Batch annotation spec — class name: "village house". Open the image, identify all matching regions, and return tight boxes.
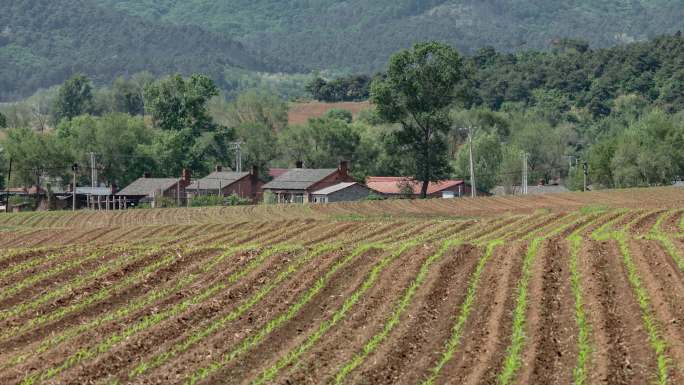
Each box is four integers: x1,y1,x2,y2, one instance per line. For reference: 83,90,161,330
366,177,483,198
116,169,192,206
311,182,376,203
262,161,355,203
187,166,263,202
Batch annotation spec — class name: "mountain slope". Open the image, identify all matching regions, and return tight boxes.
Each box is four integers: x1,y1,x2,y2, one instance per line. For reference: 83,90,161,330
0,0,283,101
94,0,684,72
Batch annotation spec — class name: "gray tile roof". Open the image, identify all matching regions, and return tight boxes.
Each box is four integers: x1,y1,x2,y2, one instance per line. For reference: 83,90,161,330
312,182,361,195
187,171,250,191
116,178,179,197
75,187,113,196
263,169,337,191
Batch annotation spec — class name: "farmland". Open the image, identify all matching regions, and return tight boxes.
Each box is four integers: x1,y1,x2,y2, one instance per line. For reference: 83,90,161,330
0,187,683,385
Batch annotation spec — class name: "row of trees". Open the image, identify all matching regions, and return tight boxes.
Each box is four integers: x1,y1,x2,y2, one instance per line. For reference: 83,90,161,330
2,38,684,199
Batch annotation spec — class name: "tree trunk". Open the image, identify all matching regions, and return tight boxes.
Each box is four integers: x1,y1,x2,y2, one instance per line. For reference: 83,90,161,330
420,179,429,199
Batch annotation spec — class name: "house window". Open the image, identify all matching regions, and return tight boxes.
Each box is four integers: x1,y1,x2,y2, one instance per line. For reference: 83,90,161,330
442,191,455,199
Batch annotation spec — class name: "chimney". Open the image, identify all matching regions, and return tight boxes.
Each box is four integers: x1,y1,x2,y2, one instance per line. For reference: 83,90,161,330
338,160,349,178
181,168,191,188
143,172,151,179
111,184,118,195
250,165,259,176
215,165,223,172
295,160,303,169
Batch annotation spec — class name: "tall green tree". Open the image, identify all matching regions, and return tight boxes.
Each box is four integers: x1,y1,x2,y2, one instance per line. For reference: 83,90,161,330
371,41,464,197
1,128,73,186
54,74,94,122
56,113,153,187
0,112,6,128
238,122,278,178
144,74,219,134
225,89,288,131
112,76,145,116
453,132,502,193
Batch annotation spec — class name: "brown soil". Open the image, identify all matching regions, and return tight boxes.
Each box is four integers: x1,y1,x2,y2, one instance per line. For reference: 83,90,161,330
340,244,482,385
0,247,272,384
274,243,456,384
433,241,526,385
580,239,657,385
184,247,406,385
521,237,578,384
629,239,684,383
55,247,312,385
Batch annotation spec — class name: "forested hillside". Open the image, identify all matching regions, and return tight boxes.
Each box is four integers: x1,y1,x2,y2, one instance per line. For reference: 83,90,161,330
96,0,684,71
0,0,287,101
3,0,682,101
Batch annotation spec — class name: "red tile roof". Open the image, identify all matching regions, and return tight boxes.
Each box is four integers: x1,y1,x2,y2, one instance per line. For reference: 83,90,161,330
366,177,465,195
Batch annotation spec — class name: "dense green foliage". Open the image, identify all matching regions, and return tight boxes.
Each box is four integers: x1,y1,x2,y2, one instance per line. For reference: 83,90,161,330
0,0,280,101
306,75,371,102
95,0,683,73
4,0,683,101
372,42,464,197
54,75,95,122
2,35,684,200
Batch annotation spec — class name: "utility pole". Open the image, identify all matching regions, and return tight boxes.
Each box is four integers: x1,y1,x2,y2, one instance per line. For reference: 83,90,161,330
71,163,79,211
522,152,529,195
90,152,96,210
4,158,11,213
90,152,97,189
467,126,476,198
230,142,243,173
582,161,589,192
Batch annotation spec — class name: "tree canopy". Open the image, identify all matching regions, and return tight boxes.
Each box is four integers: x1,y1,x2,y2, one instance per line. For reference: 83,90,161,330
371,41,464,197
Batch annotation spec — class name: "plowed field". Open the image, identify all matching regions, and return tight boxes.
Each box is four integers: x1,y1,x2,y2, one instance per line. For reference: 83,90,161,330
1,188,683,385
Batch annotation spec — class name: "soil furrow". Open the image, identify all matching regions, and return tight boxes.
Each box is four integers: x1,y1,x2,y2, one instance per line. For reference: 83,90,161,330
629,239,684,383
581,239,657,385
178,246,389,385
340,243,481,385
440,242,527,385
521,237,578,384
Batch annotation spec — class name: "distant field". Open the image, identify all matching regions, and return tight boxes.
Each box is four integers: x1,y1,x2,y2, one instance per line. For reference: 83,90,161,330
288,101,371,125
0,187,683,384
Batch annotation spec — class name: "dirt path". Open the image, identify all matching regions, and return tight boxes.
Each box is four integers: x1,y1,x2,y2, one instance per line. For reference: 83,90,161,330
580,239,657,385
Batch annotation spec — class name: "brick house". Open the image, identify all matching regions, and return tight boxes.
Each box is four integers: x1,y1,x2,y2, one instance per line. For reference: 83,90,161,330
366,177,484,198
262,161,355,203
116,169,192,206
187,166,263,202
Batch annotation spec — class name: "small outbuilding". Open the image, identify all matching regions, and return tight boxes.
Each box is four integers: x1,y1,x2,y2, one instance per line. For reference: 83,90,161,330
311,182,375,203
